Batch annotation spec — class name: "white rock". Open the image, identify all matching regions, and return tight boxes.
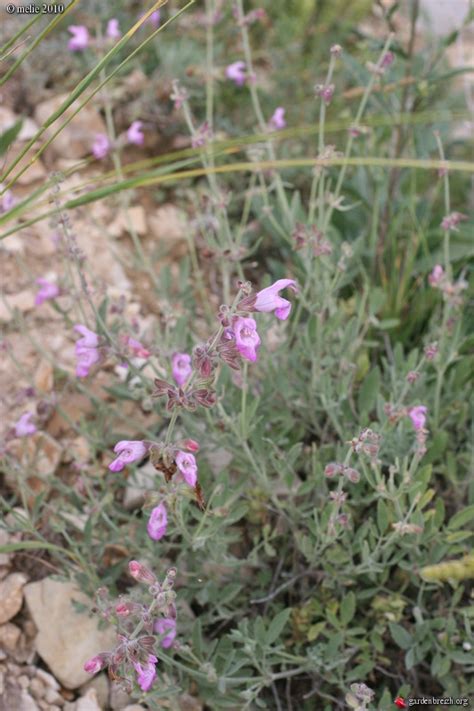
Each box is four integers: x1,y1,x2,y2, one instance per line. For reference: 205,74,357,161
123,461,157,510
34,94,107,160
24,578,116,689
75,688,101,711
0,572,28,623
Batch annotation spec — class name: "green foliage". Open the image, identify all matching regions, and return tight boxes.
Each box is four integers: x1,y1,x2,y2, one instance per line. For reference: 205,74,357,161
0,0,472,709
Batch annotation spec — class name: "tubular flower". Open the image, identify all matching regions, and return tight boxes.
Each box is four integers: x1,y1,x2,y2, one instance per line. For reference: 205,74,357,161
254,279,298,321
154,617,177,648
67,25,89,51
92,134,110,159
106,18,121,40
408,406,427,431
269,107,286,130
147,503,168,541
74,325,100,378
35,278,59,306
171,352,192,387
109,440,147,472
226,61,246,86
428,264,444,287
83,654,107,674
14,412,37,438
233,317,261,362
175,451,198,487
133,654,158,692
127,120,144,146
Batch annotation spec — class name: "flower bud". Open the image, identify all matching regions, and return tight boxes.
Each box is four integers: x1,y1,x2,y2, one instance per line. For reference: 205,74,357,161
128,560,156,584
182,438,200,453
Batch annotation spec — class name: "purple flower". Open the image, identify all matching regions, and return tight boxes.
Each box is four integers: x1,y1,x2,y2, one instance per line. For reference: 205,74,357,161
233,317,261,362
428,264,444,287
127,120,144,146
109,440,147,472
106,18,121,40
74,324,100,378
147,503,168,541
315,83,334,105
67,25,89,51
84,655,106,674
409,406,427,431
381,51,395,68
175,451,198,487
35,278,59,306
133,654,158,692
92,134,110,159
172,352,192,387
146,10,161,28
226,61,246,86
154,617,176,648
0,186,15,213
14,412,36,438
74,325,99,349
269,107,286,131
254,278,298,320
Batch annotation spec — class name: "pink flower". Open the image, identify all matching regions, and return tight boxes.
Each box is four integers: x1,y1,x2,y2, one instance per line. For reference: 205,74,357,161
409,406,427,431
226,61,246,86
84,655,106,674
14,412,36,438
147,503,168,541
133,654,158,692
106,18,121,40
172,352,192,387
67,25,89,51
269,107,286,131
128,560,156,583
74,325,100,378
381,51,395,68
154,617,176,648
127,120,144,146
254,279,298,320
315,83,335,105
441,212,467,231
182,438,200,453
92,134,110,159
146,10,161,28
429,264,444,287
74,324,99,348
126,336,150,358
75,347,100,377
0,186,15,213
175,451,198,487
35,278,59,306
109,440,147,472
233,317,261,362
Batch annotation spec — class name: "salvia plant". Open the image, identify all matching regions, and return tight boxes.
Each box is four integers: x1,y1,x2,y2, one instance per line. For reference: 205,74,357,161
0,0,472,709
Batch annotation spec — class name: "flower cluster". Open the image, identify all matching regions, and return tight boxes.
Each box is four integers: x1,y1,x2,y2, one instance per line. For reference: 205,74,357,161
428,264,467,308
324,462,360,483
84,563,177,693
349,428,381,461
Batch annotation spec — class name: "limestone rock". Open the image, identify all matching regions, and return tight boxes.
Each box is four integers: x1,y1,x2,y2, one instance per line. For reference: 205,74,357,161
24,578,116,689
34,94,107,160
0,290,35,322
75,688,101,711
0,573,27,624
123,461,157,510
0,622,21,650
148,204,187,256
79,673,109,709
